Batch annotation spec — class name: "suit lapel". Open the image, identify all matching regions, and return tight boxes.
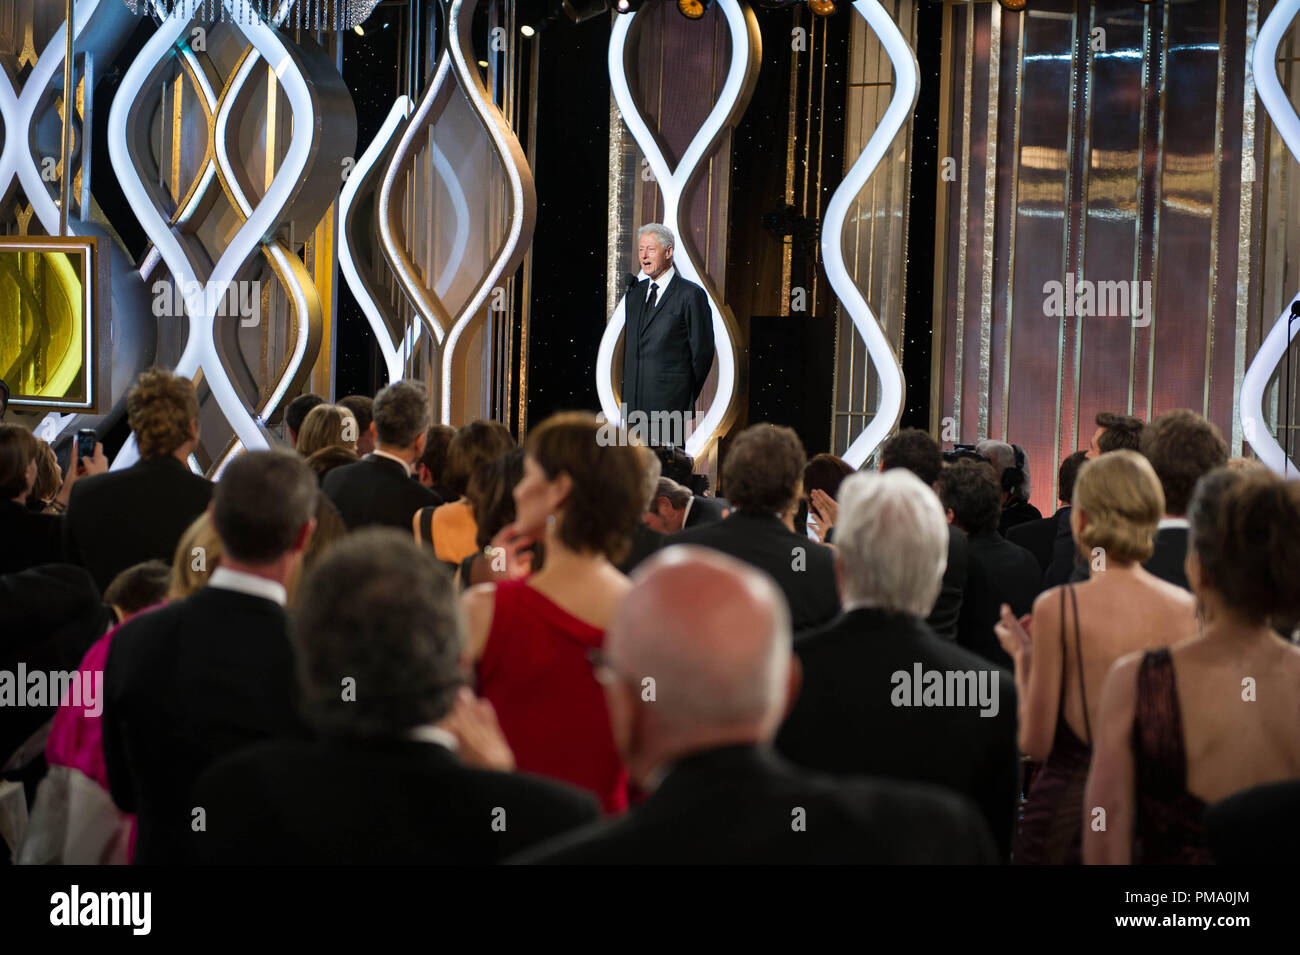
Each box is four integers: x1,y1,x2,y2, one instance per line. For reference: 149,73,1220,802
628,279,648,341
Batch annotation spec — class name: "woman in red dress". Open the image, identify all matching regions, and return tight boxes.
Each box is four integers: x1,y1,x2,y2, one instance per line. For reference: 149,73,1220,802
461,413,649,813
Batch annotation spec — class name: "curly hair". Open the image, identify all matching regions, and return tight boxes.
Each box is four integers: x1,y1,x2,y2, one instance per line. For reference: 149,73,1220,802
1140,409,1227,516
937,459,1001,535
527,412,646,562
722,423,806,514
1071,450,1164,564
127,369,199,459
881,428,943,486
1096,412,1145,454
1189,468,1300,623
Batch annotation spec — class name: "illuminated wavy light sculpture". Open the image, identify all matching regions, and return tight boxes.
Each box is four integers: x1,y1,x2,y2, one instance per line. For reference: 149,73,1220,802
597,0,758,459
1245,0,1300,477
378,0,536,423
109,0,342,471
821,0,915,469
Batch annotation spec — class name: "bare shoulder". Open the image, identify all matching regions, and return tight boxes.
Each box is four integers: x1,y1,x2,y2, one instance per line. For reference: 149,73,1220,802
1103,650,1146,694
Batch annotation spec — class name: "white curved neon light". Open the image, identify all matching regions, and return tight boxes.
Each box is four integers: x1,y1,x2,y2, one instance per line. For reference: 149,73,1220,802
109,0,316,462
1246,0,1300,476
599,0,754,459
821,0,915,469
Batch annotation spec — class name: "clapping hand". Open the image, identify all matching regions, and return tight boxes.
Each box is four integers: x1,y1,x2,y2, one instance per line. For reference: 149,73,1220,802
439,687,515,771
486,522,535,581
994,603,1033,668
809,488,838,540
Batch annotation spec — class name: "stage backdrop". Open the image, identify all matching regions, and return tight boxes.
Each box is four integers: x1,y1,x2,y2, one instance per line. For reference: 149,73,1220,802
932,0,1297,513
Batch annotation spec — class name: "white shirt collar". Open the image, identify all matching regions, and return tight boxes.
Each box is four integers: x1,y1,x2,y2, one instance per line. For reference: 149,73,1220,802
680,494,694,528
208,566,288,607
370,448,413,476
1158,516,1190,530
408,725,459,752
645,267,675,298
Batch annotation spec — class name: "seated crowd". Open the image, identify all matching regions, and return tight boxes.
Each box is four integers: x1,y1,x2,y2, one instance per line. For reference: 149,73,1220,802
1,373,1298,865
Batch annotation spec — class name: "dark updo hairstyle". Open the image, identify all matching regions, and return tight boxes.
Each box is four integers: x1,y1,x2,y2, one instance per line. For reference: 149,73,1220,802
527,412,645,563
443,420,515,499
1188,467,1300,624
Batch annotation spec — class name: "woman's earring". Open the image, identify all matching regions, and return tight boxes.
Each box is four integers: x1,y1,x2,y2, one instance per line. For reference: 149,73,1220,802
545,513,557,530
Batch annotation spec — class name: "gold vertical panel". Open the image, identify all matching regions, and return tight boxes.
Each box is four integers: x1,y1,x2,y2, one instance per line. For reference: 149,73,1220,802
1203,0,1228,418
1002,13,1025,439
1072,0,1095,456
1233,0,1259,456
979,5,1000,439
1050,2,1080,511
954,5,974,438
1128,2,1152,415
930,0,955,436
1146,0,1171,422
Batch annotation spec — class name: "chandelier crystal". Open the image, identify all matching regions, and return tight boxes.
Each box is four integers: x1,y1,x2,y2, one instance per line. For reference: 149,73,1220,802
121,0,382,31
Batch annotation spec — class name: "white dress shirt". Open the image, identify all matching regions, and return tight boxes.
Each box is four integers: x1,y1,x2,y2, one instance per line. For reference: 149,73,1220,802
644,267,676,306
408,725,459,752
208,566,288,607
1157,516,1190,530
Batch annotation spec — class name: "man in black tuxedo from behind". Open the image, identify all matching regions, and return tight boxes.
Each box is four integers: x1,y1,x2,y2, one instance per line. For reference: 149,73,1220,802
322,380,441,531
64,369,213,592
193,529,598,864
669,423,839,634
775,469,1018,860
1008,449,1088,592
102,450,317,864
1138,409,1227,591
620,224,715,432
942,460,1039,669
516,547,994,864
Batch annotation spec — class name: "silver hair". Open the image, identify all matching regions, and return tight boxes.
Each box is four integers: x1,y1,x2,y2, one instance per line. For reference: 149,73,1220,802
653,476,692,511
976,438,1032,499
637,223,675,251
835,470,949,617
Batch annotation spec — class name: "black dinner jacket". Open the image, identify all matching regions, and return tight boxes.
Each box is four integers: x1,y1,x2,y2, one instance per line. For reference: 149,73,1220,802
956,529,1041,669
926,524,967,640
1143,525,1189,591
775,608,1018,861
192,736,600,865
621,273,715,418
64,456,213,592
513,744,995,864
0,500,63,575
102,586,308,865
684,494,729,528
322,453,441,532
618,522,665,575
1007,511,1058,575
0,564,111,763
668,511,840,634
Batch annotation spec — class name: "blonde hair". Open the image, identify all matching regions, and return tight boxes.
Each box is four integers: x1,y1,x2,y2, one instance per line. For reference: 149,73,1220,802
1072,449,1164,564
170,511,222,599
296,403,358,457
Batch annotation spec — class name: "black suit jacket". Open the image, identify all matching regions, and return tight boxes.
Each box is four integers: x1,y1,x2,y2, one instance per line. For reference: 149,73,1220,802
668,511,840,634
1144,525,1189,590
514,744,995,864
64,456,213,592
322,453,441,532
621,273,715,418
0,500,63,575
192,737,599,865
617,523,664,575
684,494,729,528
927,524,967,640
956,529,1041,669
1007,512,1057,575
102,586,307,864
0,564,111,763
776,608,1018,861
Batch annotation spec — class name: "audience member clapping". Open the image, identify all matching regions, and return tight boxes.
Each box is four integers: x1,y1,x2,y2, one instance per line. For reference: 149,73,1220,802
997,450,1196,864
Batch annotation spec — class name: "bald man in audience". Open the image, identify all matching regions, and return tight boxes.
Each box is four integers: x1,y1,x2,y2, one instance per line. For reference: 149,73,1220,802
516,547,995,864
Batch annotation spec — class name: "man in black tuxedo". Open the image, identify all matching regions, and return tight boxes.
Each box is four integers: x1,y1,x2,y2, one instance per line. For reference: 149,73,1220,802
941,460,1039,669
669,423,839,634
775,469,1018,860
516,548,994,864
880,428,967,639
620,224,715,430
1008,449,1088,592
193,530,598,864
1138,409,1226,591
64,369,213,591
102,450,318,864
643,476,728,535
322,380,441,531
